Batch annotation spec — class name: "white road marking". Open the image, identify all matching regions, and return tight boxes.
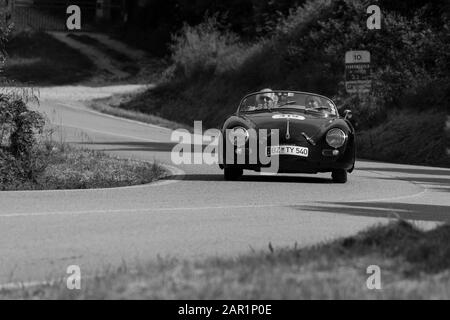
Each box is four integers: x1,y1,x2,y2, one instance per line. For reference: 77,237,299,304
57,101,173,132
59,124,159,142
0,204,285,218
347,184,428,203
0,191,437,219
356,168,429,202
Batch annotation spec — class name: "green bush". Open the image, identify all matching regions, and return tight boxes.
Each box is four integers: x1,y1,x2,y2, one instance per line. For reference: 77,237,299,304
170,15,259,78
0,94,46,187
274,0,449,117
0,149,23,186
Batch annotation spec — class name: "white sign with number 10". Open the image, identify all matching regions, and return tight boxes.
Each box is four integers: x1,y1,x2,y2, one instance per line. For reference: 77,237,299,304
345,50,371,93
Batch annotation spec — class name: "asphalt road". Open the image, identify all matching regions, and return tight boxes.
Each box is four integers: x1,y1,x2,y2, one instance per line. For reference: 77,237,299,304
0,86,449,285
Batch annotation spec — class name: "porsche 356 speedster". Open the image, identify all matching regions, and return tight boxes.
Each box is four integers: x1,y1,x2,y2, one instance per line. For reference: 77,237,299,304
219,89,356,183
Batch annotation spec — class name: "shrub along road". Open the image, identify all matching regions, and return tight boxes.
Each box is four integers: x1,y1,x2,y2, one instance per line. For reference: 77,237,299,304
0,85,448,286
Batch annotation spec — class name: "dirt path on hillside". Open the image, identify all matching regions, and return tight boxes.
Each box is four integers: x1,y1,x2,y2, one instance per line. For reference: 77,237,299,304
35,84,150,101
49,32,131,80
79,32,167,83
48,32,165,84
78,33,148,60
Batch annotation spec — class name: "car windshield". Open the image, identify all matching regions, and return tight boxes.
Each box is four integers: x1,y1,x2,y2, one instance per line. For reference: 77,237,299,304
239,91,338,118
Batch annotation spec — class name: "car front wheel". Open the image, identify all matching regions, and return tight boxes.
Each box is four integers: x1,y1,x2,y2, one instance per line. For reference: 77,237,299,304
224,167,243,181
332,169,347,183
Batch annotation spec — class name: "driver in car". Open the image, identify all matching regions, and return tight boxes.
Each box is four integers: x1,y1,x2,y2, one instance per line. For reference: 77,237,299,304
306,96,322,109
255,88,277,110
305,95,336,117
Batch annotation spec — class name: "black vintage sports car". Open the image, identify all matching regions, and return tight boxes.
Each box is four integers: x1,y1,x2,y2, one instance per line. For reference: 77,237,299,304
219,90,356,183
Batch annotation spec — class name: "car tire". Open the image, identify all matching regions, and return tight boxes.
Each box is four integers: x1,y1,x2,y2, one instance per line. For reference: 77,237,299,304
224,167,243,181
332,169,347,183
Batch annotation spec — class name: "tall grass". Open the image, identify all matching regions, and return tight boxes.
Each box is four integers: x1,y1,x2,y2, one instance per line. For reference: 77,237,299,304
357,111,448,167
170,16,261,79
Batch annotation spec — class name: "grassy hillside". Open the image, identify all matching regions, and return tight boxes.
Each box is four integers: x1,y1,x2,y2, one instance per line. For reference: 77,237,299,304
110,0,449,167
358,111,448,167
3,31,96,86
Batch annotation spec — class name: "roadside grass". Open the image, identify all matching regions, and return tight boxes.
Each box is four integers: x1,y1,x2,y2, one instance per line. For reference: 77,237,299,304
357,111,449,168
89,93,193,131
2,220,450,299
1,141,166,191
3,31,96,86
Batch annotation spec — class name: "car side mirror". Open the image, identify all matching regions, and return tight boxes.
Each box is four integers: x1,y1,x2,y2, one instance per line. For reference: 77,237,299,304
342,109,352,120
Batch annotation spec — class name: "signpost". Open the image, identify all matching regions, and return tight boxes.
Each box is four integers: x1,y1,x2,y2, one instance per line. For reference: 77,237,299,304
345,50,371,94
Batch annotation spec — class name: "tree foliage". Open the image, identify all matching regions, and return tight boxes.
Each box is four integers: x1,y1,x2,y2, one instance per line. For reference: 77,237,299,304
0,94,46,186
122,0,307,56
0,25,47,187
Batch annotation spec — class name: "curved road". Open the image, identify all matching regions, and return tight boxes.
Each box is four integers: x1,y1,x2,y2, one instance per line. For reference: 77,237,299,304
0,86,449,285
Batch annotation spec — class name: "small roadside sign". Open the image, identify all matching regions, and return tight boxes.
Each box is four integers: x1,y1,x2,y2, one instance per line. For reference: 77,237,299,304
345,50,371,93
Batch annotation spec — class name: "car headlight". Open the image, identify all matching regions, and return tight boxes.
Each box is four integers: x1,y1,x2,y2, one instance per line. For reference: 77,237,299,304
326,128,347,148
227,126,249,147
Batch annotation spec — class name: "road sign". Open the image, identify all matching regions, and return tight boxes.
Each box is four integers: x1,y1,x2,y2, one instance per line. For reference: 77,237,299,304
345,50,371,93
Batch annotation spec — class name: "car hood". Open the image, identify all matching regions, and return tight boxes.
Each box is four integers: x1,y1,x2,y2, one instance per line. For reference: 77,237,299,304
241,111,340,139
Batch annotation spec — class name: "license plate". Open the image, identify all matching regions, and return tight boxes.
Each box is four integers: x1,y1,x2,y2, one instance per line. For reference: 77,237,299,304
267,145,309,157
